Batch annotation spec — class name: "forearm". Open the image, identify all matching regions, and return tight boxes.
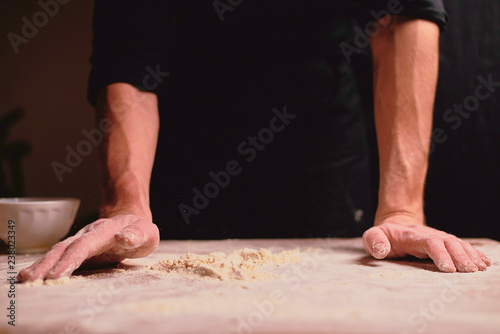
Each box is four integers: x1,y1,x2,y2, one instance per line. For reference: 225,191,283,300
370,16,439,225
96,83,159,221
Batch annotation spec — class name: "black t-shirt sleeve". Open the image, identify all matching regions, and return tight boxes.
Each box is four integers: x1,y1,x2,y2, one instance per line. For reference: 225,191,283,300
351,0,448,31
87,1,173,107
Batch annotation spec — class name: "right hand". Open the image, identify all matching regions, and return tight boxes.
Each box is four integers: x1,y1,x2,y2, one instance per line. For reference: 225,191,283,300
17,214,159,282
362,214,491,273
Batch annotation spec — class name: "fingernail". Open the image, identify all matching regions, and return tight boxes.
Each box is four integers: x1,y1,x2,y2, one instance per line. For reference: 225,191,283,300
47,266,73,280
46,269,58,279
116,228,145,248
372,243,388,258
116,231,135,246
16,271,27,282
437,261,455,273
462,261,478,272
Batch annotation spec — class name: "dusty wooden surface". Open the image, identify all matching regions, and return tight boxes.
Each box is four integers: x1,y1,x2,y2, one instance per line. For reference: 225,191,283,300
1,238,499,334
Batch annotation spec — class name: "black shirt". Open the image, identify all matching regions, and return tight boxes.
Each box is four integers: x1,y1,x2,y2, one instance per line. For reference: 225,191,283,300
87,1,448,239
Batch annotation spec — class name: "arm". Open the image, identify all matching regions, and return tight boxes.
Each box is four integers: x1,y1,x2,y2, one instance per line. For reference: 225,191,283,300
362,16,491,272
98,83,158,221
18,83,160,281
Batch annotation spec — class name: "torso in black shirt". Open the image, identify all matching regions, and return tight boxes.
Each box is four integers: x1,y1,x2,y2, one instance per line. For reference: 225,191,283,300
88,1,448,239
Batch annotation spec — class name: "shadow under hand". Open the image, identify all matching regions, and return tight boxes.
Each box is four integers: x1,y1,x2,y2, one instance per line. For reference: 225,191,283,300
73,261,144,278
356,255,442,272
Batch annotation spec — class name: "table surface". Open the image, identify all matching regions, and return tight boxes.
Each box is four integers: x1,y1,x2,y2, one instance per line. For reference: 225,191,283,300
1,238,499,334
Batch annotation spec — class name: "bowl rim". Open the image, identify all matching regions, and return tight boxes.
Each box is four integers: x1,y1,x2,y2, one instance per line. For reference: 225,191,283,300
0,197,80,204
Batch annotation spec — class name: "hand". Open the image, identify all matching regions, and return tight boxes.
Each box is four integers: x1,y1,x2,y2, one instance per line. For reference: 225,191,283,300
362,213,491,272
17,214,159,282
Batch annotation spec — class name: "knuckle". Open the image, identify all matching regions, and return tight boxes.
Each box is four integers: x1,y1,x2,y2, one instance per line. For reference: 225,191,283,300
442,236,457,245
402,230,416,240
424,237,443,250
424,236,438,246
460,239,474,249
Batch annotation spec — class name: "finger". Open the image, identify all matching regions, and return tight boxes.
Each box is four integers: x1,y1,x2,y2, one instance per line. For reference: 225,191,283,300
460,241,487,271
17,233,83,282
46,221,118,279
115,220,159,258
115,221,146,249
362,226,391,259
476,249,491,266
17,259,45,282
423,238,456,273
444,238,478,272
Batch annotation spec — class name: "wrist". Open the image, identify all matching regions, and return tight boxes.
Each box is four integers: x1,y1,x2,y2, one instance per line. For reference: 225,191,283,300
100,188,152,222
100,170,152,221
100,205,153,222
374,207,425,226
377,169,426,225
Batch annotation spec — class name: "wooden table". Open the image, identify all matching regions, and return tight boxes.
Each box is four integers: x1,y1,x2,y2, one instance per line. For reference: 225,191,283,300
1,238,499,334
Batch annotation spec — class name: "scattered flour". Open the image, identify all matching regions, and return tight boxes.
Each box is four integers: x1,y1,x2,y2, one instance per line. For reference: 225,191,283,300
22,276,73,286
151,248,303,281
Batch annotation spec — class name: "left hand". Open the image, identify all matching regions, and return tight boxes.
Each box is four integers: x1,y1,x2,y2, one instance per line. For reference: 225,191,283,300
17,214,159,282
362,213,491,272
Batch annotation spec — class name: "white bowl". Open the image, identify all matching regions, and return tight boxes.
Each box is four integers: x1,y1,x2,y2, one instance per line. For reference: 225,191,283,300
0,197,80,253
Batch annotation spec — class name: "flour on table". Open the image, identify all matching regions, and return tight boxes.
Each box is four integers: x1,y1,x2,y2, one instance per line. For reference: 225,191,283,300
151,248,303,281
22,276,74,286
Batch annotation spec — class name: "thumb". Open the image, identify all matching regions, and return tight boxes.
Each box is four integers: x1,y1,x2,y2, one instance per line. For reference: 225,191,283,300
362,226,391,259
115,224,146,249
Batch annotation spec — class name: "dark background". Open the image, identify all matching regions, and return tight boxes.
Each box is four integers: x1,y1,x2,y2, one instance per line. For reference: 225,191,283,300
427,2,500,240
1,0,499,240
